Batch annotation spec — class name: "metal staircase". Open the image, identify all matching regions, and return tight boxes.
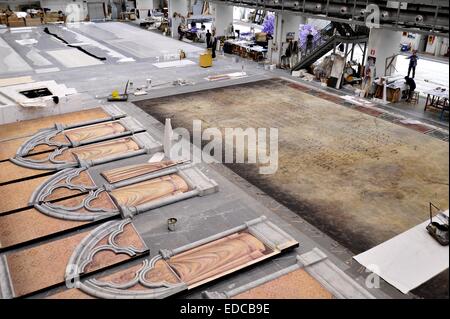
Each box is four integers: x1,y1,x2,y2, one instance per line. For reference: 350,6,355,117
291,23,369,72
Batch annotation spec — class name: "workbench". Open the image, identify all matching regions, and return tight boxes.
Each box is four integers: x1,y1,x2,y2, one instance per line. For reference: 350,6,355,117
424,88,449,119
224,39,267,61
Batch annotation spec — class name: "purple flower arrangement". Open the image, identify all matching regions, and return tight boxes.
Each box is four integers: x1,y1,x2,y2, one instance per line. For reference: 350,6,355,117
262,13,275,35
299,24,320,47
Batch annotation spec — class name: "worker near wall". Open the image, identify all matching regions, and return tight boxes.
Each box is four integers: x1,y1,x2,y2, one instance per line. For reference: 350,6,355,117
407,50,419,79
404,76,417,102
206,29,212,48
178,23,185,41
305,31,314,55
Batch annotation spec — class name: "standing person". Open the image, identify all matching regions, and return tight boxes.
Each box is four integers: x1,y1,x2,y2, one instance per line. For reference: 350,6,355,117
211,37,217,58
305,31,314,55
404,76,417,102
291,40,299,68
407,50,419,78
362,57,376,98
206,29,212,48
177,24,184,41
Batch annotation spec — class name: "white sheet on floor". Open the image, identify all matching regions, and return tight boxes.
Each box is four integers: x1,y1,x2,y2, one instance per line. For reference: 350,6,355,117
47,49,103,68
354,210,449,294
0,37,32,74
35,67,60,74
152,59,195,68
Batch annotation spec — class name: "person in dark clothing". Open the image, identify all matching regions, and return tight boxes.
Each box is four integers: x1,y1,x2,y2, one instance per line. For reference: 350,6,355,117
306,31,314,55
178,24,184,41
206,30,212,48
211,37,217,58
404,76,416,102
407,50,418,78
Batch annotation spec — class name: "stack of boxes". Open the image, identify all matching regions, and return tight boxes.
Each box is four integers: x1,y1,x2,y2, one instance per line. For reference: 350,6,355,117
0,13,7,26
7,14,26,27
43,11,62,24
0,7,65,28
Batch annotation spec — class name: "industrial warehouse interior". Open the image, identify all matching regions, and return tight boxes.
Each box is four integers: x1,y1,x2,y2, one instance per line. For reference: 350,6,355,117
0,0,448,308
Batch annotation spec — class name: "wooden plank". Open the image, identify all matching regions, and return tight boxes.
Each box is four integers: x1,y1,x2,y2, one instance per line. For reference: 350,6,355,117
0,160,52,185
0,107,109,142
232,269,333,299
2,121,129,161
0,191,117,249
0,76,34,87
0,137,141,185
0,137,31,162
7,231,87,298
110,174,189,207
168,231,275,288
64,121,127,145
6,221,147,297
0,176,48,215
0,208,86,249
71,137,140,162
0,169,96,215
102,160,182,184
0,135,66,161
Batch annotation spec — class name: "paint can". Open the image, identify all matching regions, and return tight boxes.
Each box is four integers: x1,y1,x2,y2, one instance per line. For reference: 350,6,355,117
168,218,177,231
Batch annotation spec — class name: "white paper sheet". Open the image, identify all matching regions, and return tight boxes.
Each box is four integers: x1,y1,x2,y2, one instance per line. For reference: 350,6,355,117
354,210,449,294
153,59,195,68
47,49,103,68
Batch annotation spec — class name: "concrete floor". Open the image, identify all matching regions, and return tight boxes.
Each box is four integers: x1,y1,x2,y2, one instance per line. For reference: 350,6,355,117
1,21,449,299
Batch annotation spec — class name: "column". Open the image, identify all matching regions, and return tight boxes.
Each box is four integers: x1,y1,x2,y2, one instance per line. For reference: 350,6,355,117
271,13,306,66
211,3,234,37
269,12,283,65
366,28,402,77
283,14,305,40
168,0,189,38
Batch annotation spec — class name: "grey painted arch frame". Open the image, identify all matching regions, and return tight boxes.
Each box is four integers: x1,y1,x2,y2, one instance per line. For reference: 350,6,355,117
68,216,298,299
10,132,163,171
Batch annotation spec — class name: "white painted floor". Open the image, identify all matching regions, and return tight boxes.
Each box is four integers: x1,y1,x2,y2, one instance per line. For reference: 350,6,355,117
395,55,449,93
0,37,32,75
69,22,204,59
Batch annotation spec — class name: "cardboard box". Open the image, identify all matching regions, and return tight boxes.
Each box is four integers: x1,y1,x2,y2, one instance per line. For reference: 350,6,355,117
25,17,41,26
7,16,26,27
0,14,7,25
44,12,62,24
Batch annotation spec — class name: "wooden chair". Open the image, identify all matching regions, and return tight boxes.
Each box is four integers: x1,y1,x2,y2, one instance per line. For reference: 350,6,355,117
409,91,420,105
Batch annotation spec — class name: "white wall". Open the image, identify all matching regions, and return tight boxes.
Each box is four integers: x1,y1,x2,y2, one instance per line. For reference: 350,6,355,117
400,33,422,52
426,36,449,57
137,0,154,9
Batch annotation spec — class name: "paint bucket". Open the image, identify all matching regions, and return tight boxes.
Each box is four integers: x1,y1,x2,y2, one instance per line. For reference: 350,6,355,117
168,218,177,231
